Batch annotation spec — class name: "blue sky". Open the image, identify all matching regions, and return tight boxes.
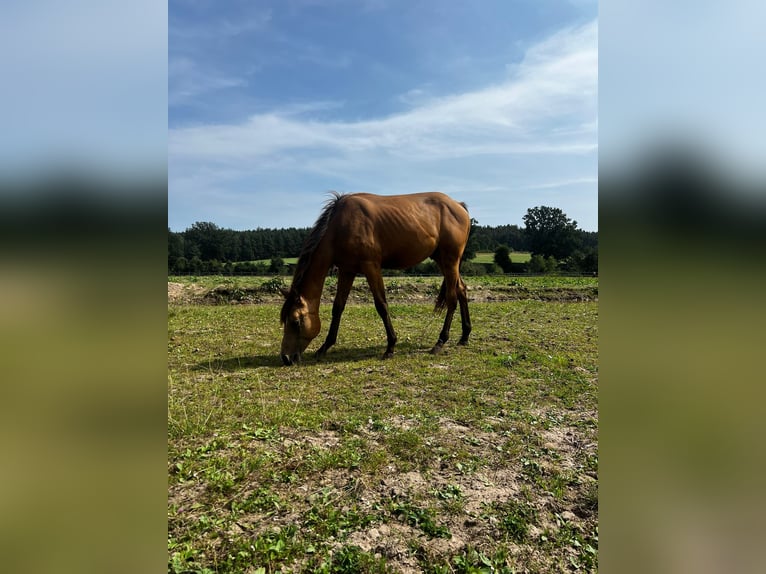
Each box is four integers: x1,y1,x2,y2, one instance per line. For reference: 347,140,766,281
169,0,598,231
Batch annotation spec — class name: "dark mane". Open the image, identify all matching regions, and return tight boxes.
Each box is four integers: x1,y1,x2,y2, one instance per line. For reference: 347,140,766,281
280,192,344,324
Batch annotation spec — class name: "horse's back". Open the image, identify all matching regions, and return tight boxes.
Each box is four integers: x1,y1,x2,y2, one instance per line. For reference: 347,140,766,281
328,192,469,268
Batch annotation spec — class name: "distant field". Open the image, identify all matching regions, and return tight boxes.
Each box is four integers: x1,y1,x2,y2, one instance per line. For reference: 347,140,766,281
471,251,531,264
252,257,299,265
168,275,598,572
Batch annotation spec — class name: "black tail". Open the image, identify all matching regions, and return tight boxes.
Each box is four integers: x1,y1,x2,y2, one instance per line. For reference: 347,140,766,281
434,280,447,313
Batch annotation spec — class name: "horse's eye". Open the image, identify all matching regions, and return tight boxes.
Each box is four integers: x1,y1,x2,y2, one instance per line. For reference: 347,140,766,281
292,318,301,329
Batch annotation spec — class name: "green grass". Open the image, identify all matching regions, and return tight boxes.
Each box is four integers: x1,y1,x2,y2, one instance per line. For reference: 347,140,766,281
168,276,597,572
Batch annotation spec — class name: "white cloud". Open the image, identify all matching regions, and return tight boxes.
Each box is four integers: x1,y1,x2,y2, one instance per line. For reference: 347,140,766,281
169,19,598,229
169,57,247,106
170,20,596,165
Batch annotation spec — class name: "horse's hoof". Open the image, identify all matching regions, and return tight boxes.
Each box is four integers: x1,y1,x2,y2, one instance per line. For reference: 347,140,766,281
382,351,394,360
457,339,469,346
429,345,443,355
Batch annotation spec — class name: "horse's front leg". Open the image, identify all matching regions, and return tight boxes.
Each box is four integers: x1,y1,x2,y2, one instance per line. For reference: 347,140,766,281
316,271,355,359
363,267,397,359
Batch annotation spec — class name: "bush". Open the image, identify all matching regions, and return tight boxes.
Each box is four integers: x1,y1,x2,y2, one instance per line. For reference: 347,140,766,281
460,262,486,276
171,256,188,274
494,245,514,273
206,259,223,274
561,247,598,274
188,256,203,274
261,276,286,293
528,254,558,274
405,260,440,275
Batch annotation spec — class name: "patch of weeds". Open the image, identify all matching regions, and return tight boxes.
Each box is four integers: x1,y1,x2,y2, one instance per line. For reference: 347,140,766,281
385,429,431,469
204,466,237,494
304,488,377,539
452,546,515,574
219,525,299,573
545,469,579,500
574,480,598,518
301,437,370,474
419,545,514,574
194,513,229,534
586,452,598,474
519,456,544,483
494,352,522,368
310,544,392,574
540,515,598,571
368,417,391,432
168,538,212,574
334,436,369,470
431,483,465,514
389,499,451,539
230,487,283,516
260,276,286,293
240,423,280,441
495,500,538,543
432,483,463,501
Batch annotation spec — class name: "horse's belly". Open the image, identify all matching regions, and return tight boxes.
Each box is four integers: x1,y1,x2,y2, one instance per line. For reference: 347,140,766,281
382,245,434,269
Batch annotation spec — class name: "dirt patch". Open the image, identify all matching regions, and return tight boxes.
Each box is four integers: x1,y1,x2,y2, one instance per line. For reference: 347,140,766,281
168,281,208,304
468,285,598,303
168,280,597,305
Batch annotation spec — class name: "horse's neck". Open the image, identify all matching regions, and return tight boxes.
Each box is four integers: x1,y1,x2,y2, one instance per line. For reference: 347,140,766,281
296,248,332,312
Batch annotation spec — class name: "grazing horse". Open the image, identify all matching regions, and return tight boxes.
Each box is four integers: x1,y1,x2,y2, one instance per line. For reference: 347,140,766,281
280,192,471,365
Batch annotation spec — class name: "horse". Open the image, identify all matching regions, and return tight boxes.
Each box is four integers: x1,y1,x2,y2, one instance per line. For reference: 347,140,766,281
280,191,472,365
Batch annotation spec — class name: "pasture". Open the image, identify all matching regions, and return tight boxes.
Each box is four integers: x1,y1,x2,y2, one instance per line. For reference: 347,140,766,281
168,276,598,573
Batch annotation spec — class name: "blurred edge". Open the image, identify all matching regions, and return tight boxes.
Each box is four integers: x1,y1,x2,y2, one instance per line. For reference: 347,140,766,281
600,1,766,571
0,0,167,572
0,175,168,574
601,144,766,574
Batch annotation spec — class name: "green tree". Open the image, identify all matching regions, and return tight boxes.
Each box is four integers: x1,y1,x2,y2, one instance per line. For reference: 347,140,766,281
462,218,480,261
168,228,184,269
523,206,580,260
269,256,285,274
186,221,225,261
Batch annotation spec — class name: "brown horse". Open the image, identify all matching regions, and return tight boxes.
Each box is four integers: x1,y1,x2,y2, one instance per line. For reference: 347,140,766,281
280,191,472,365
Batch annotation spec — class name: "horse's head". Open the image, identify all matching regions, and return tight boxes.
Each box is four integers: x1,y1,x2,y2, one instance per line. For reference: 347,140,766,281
279,290,321,365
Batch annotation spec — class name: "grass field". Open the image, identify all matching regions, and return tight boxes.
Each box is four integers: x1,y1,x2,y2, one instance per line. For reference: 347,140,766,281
168,276,598,573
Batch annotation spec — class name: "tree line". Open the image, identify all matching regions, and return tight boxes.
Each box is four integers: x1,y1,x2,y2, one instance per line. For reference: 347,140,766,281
168,206,597,275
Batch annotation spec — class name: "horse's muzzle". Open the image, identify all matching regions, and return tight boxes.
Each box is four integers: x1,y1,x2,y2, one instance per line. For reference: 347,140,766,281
281,352,301,366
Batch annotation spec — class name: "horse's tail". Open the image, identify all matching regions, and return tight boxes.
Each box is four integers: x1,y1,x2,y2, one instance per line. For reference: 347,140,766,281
434,279,447,313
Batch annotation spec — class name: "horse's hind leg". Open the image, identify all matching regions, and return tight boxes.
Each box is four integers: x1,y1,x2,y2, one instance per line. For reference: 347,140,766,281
430,267,460,355
457,275,471,345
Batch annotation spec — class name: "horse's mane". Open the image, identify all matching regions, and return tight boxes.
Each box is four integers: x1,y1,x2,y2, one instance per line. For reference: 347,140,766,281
280,192,344,324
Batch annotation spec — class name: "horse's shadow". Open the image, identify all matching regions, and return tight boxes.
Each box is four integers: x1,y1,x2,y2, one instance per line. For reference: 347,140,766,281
193,343,428,372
